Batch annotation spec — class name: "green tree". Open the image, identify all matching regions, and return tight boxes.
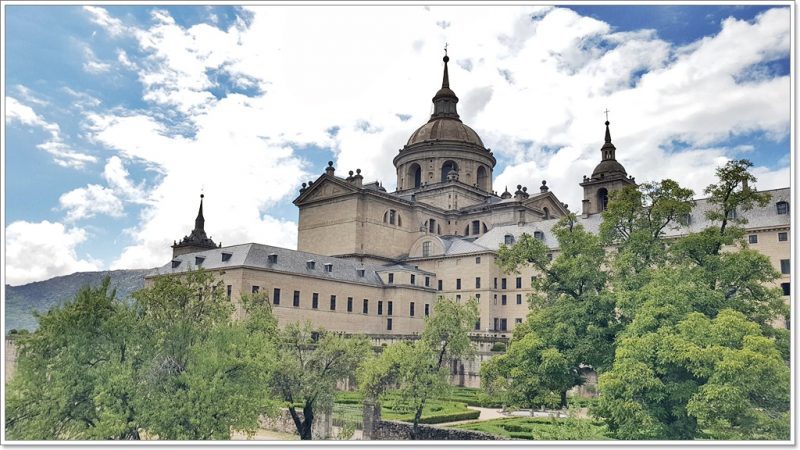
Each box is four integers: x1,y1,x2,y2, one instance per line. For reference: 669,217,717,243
6,278,141,440
268,323,370,440
494,216,616,407
595,310,789,440
359,298,478,439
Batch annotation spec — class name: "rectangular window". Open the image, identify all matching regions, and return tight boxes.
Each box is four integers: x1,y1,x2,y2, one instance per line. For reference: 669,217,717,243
425,276,430,287
475,277,481,289
411,274,416,285
493,318,498,331
347,297,353,312
779,232,788,242
456,278,462,290
781,259,790,275
500,319,508,331
227,285,232,300
501,278,507,289
456,294,461,302
516,277,522,289
378,301,383,316
252,285,260,294
515,318,523,324
494,278,498,289
388,301,393,316
388,273,394,284
324,263,333,273
410,302,415,317
363,299,369,314
330,295,336,311
781,282,790,296
273,288,281,305
501,295,507,305
476,293,480,303
438,280,443,291
777,202,789,214
547,253,553,261
475,320,481,331
312,293,319,309
749,234,758,244
493,294,497,305
293,290,300,307
425,304,430,316
476,256,481,264
516,294,522,305
422,241,431,257
387,318,393,331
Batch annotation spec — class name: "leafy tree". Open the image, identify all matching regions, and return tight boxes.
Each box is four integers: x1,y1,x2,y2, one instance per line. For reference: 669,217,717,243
6,278,141,440
703,159,770,241
359,298,478,439
595,310,789,440
6,271,282,440
494,216,616,407
268,323,370,440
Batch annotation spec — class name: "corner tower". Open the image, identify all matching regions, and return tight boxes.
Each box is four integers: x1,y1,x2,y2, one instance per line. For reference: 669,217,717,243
393,51,496,193
580,120,636,217
172,194,220,257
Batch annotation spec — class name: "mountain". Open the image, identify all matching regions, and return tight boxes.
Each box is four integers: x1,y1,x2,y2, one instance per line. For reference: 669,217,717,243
5,269,153,333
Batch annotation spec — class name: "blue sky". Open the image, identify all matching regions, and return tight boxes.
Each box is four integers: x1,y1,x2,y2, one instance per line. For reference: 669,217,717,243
3,4,792,285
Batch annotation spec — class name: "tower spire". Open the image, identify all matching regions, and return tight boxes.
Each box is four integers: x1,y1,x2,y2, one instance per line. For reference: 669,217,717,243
194,194,205,232
430,47,460,121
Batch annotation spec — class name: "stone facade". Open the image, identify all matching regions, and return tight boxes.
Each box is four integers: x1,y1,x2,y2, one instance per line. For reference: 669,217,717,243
148,52,791,389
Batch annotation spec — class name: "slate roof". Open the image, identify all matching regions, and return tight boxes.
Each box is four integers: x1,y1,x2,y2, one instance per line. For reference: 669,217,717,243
151,243,433,287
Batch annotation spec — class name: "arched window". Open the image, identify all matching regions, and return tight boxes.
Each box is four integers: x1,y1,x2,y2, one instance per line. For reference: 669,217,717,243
409,163,422,188
543,207,550,220
777,201,789,215
422,241,431,257
437,224,441,235
477,166,488,191
471,220,480,235
441,160,458,182
533,231,544,241
597,188,609,211
384,209,399,226
464,225,470,235
428,219,436,233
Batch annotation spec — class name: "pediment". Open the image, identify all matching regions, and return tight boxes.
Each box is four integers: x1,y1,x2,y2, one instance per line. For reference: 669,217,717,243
523,192,571,217
293,175,360,206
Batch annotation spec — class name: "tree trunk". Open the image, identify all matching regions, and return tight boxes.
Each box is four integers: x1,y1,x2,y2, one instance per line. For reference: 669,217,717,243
300,402,315,440
411,400,425,440
560,391,568,409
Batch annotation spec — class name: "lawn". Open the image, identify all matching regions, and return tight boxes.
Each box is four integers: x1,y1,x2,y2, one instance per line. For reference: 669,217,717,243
334,390,479,424
450,416,610,440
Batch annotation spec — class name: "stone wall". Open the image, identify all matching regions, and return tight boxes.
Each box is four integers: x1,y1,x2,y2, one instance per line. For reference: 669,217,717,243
5,336,18,382
260,408,332,439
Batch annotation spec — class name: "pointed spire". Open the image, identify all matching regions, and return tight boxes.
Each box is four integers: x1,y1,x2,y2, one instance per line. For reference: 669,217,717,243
194,194,205,232
604,120,612,144
600,119,617,161
430,47,460,121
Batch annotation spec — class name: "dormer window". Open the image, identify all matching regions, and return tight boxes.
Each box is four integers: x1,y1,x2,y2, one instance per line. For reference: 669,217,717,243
307,260,316,270
727,209,737,220
533,231,544,241
195,256,205,266
221,252,232,262
504,234,515,245
171,260,181,268
267,253,278,264
324,263,333,272
357,268,365,277
681,214,692,225
777,201,789,215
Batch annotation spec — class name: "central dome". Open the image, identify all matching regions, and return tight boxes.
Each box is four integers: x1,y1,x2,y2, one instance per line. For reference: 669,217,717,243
407,118,484,147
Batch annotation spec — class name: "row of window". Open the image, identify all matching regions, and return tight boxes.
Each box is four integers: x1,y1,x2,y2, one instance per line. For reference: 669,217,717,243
482,317,524,332
239,287,432,318
439,276,533,291
387,273,430,287
748,232,789,244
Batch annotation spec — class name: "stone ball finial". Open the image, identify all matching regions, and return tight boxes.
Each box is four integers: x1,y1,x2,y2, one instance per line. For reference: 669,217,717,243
349,170,354,176
542,180,547,186
200,193,204,199
327,161,334,167
522,187,527,192
302,182,307,188
517,184,522,190
356,168,361,174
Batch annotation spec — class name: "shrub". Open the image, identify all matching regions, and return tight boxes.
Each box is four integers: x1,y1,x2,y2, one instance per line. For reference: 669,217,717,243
490,342,507,352
418,410,480,424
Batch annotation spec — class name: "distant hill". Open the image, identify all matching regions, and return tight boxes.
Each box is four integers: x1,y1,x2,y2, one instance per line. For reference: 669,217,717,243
5,269,152,333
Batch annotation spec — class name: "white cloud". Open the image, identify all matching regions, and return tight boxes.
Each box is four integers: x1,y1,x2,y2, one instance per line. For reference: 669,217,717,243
5,221,102,286
82,45,112,74
83,6,128,37
52,5,791,274
59,184,124,221
6,96,97,168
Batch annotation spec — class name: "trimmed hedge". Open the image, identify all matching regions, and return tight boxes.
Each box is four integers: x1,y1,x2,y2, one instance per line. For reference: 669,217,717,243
418,409,481,424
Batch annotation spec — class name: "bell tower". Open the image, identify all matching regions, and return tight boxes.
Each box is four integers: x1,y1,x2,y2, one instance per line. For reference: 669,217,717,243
580,119,636,217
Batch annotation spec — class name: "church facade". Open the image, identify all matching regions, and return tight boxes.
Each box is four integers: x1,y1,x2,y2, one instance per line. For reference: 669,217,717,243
150,53,791,348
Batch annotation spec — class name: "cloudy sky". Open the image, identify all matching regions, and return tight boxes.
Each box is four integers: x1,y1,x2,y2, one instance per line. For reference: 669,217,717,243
3,4,792,286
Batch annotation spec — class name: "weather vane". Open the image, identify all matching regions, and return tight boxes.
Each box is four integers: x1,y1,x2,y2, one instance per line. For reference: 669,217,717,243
444,42,448,56
604,108,610,121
